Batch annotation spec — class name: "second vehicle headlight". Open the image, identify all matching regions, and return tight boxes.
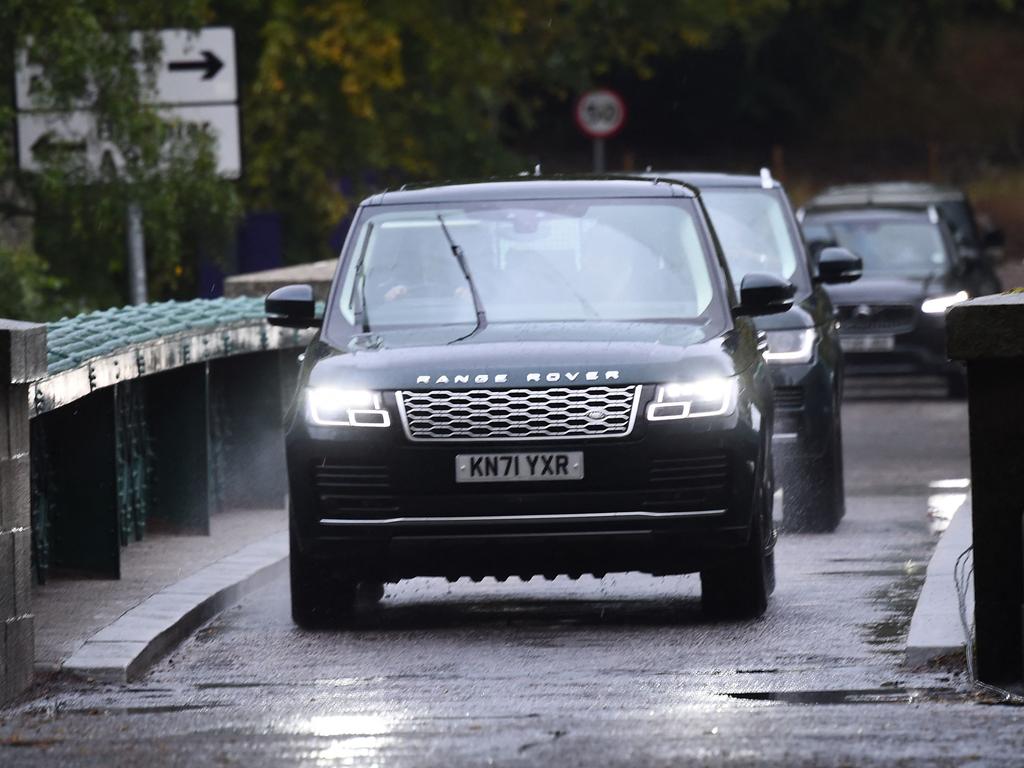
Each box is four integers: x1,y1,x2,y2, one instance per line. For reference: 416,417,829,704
764,329,815,363
647,377,738,421
307,387,390,427
921,291,968,314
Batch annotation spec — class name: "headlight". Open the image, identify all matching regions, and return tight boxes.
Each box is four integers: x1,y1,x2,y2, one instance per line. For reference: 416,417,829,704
921,291,968,314
764,329,815,364
647,377,738,421
307,388,390,427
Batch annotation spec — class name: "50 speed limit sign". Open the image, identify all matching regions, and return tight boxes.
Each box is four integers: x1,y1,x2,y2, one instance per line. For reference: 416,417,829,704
574,89,626,139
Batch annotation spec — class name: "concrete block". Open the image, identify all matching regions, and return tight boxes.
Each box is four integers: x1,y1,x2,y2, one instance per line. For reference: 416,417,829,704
0,455,31,531
2,384,30,459
0,620,7,704
12,528,31,618
0,320,47,384
0,531,12,621
4,615,34,698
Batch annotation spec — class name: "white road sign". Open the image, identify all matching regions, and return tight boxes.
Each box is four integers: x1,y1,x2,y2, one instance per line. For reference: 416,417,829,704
15,27,240,177
15,27,237,110
16,105,241,179
574,89,627,139
148,27,237,106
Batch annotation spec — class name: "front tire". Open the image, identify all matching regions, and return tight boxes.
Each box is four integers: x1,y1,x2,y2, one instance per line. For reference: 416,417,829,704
701,490,773,620
784,420,844,533
290,527,357,628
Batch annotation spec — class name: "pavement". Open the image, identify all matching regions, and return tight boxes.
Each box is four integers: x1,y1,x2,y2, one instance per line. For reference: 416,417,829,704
32,507,287,682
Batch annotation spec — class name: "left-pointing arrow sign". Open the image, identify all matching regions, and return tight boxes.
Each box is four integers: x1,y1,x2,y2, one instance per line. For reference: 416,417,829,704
168,50,224,80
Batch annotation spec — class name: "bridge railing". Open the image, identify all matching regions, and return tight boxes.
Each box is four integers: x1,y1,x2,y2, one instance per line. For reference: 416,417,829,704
1,298,312,703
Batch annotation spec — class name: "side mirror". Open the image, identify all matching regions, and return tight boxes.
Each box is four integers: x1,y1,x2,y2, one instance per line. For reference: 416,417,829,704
735,273,796,317
817,247,862,285
266,284,321,328
982,228,1005,250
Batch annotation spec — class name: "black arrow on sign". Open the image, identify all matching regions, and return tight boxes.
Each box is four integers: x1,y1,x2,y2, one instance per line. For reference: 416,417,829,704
168,50,224,81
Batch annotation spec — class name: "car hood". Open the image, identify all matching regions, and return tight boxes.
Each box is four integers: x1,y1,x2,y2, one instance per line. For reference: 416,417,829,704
309,321,740,390
824,274,954,305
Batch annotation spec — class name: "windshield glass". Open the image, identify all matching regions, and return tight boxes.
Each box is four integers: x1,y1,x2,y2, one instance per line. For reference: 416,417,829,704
802,217,949,277
335,199,717,328
700,189,804,288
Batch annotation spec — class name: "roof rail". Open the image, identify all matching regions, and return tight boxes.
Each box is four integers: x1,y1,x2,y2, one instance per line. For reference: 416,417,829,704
759,167,774,189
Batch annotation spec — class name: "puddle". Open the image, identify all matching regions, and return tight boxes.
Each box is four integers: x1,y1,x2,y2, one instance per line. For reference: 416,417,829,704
725,687,956,705
59,703,225,716
862,560,926,649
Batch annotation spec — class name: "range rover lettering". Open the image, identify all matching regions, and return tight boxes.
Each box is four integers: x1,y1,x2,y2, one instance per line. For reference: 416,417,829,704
267,178,794,626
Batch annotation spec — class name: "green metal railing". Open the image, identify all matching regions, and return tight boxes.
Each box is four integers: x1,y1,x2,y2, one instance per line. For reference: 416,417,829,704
28,297,312,582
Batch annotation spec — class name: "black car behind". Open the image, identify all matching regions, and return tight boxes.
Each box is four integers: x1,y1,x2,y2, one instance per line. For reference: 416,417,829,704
801,205,976,396
647,171,860,532
267,177,794,625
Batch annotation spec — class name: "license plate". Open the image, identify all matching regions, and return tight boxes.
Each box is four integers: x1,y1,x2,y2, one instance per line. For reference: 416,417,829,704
455,452,584,483
841,335,895,352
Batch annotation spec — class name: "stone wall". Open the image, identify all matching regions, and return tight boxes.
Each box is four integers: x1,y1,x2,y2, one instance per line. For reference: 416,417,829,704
0,320,46,703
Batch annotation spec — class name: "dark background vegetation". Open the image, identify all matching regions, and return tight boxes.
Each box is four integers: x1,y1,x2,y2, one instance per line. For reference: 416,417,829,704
2,0,1023,319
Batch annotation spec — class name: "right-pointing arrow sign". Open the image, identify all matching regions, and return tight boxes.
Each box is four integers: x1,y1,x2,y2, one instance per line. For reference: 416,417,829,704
168,50,224,81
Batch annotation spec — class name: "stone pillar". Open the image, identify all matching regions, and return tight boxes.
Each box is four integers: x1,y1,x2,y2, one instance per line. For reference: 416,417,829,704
0,319,47,703
947,294,1024,685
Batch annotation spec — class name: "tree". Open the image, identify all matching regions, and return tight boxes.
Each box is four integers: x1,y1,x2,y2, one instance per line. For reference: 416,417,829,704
229,0,790,263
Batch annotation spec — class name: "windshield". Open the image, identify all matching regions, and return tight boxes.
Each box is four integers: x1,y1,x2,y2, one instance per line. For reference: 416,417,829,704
700,188,804,288
802,217,950,277
335,199,717,328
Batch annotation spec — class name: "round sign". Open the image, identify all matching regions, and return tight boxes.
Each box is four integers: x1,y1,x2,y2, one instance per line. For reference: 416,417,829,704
574,89,626,139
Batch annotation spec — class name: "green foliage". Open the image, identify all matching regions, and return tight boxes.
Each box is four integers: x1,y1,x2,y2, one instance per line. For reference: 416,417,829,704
234,0,790,263
0,245,68,320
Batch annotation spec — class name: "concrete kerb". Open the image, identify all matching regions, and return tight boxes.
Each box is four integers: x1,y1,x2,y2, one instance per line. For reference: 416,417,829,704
906,502,974,667
63,532,288,683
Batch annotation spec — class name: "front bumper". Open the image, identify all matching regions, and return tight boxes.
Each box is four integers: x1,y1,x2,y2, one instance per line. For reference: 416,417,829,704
840,311,955,376
286,389,763,579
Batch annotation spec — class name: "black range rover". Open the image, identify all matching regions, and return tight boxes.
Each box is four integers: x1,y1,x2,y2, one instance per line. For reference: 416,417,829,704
645,171,861,532
267,178,795,625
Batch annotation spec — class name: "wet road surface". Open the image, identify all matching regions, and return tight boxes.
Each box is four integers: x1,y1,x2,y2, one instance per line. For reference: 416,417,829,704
4,391,1024,766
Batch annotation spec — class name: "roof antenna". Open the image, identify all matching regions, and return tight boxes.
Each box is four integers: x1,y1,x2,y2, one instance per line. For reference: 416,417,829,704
534,163,542,177
645,165,653,172
759,167,774,189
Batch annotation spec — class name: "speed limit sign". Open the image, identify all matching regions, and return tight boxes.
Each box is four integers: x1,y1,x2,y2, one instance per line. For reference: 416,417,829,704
574,89,626,139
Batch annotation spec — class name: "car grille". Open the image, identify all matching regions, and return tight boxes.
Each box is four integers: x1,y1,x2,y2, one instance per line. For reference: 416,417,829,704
643,453,730,510
312,462,398,516
396,386,641,442
773,386,804,411
835,304,916,334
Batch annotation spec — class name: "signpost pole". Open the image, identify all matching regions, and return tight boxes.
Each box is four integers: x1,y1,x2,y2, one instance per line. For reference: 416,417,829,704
126,202,147,305
592,138,606,173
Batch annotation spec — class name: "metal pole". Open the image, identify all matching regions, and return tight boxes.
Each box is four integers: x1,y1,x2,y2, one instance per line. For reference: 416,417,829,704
126,202,147,305
593,138,605,173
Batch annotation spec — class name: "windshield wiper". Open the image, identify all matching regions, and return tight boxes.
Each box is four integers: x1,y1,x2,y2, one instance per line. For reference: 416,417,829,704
351,222,373,333
437,214,488,342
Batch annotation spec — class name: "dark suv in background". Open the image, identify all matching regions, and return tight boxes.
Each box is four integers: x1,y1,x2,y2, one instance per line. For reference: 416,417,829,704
645,170,861,532
800,204,978,396
803,182,1003,296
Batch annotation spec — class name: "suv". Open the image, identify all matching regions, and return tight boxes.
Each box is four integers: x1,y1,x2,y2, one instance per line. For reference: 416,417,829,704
267,178,793,625
645,171,860,532
802,182,1003,295
800,205,976,396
